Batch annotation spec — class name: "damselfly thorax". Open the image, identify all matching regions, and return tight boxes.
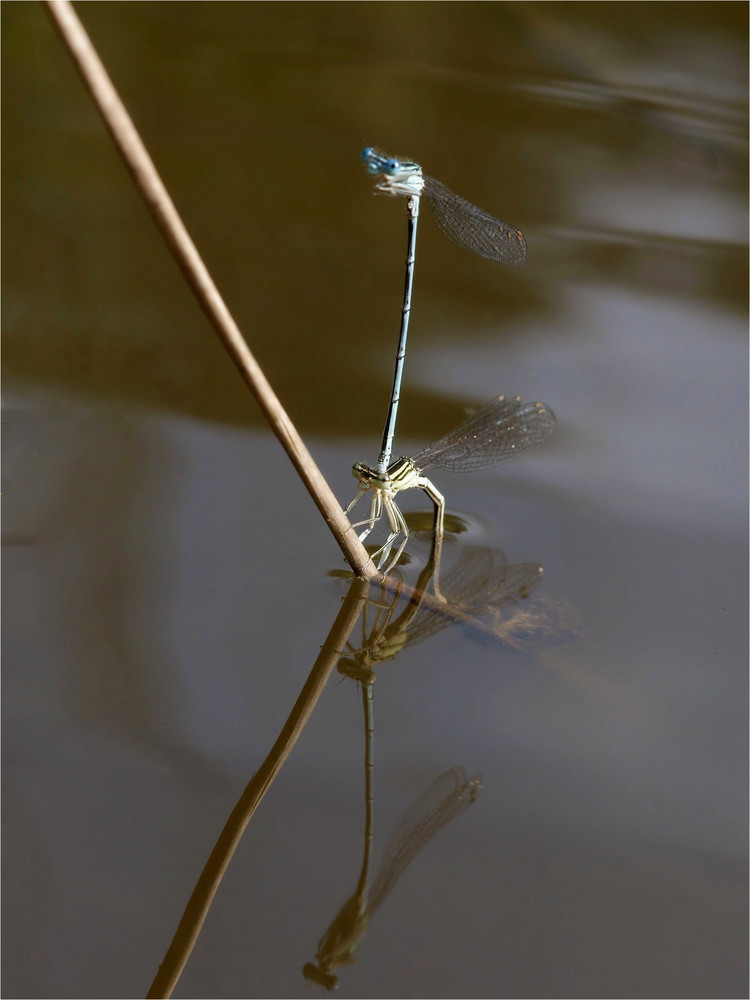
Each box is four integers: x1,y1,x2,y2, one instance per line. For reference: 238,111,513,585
347,457,445,578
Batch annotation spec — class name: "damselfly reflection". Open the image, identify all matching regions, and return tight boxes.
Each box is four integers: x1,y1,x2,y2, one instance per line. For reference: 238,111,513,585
347,394,555,575
304,544,550,989
303,766,481,991
338,543,544,682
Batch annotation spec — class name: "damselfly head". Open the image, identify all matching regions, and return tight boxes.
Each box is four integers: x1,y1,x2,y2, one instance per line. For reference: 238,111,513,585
362,147,424,196
362,147,405,176
352,461,391,490
302,962,338,991
351,461,372,487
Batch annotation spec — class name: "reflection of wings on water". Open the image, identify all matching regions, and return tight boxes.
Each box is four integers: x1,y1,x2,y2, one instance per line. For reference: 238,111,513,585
338,545,546,682
390,546,543,651
368,767,482,916
303,767,481,990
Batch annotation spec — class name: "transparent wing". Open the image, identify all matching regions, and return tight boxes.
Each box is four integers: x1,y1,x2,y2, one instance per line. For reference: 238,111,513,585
411,396,556,474
424,175,527,266
367,768,482,917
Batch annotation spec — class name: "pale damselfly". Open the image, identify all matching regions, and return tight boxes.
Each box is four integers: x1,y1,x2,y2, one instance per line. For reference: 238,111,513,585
347,394,555,574
362,146,527,473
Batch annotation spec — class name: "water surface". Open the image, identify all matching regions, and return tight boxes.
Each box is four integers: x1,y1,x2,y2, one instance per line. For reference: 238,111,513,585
3,4,747,998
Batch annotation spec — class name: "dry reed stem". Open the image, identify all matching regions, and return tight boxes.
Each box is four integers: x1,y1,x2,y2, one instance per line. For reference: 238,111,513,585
44,0,377,579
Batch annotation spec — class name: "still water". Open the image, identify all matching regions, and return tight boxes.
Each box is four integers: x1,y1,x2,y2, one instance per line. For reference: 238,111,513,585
3,3,747,998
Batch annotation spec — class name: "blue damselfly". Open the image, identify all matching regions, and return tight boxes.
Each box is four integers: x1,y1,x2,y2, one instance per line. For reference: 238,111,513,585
362,146,527,473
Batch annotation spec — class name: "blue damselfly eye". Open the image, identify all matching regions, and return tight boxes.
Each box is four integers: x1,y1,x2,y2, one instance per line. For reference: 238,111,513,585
384,158,400,175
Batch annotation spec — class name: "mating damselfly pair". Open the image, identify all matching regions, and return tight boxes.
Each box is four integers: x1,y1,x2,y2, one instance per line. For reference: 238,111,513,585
348,147,555,572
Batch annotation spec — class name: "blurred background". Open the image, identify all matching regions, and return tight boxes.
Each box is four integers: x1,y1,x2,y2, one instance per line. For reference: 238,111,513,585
3,3,747,998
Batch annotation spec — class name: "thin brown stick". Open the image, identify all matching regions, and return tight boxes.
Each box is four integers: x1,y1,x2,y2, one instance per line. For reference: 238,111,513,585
146,575,371,999
144,550,530,997
44,0,377,580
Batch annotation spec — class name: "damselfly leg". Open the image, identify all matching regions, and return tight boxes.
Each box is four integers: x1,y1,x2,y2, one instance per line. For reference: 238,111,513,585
346,460,445,576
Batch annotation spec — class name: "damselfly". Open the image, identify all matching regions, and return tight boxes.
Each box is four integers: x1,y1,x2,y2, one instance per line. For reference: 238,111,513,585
362,146,527,473
347,394,556,574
